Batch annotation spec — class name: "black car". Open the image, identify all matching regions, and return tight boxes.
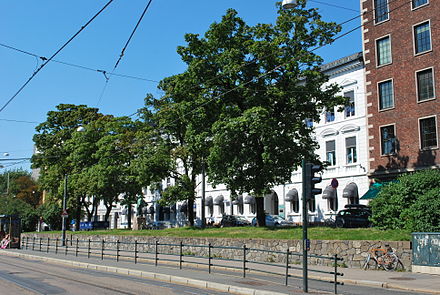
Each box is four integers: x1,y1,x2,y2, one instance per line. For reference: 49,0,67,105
335,206,372,228
219,215,251,227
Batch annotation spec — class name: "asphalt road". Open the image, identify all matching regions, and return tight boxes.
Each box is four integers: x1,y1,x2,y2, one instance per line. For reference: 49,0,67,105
0,255,230,295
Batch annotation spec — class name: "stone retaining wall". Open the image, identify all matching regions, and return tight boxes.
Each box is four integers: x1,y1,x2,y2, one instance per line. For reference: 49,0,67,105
21,233,411,269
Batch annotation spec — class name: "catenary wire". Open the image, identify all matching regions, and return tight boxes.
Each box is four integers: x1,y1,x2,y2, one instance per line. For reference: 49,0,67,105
0,42,159,83
97,0,154,106
0,0,115,113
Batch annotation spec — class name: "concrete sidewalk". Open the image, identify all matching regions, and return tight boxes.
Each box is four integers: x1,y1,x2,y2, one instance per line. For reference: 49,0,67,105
1,248,439,295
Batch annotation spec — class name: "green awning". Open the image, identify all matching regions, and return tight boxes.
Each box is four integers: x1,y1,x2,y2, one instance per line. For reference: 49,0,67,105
360,183,383,200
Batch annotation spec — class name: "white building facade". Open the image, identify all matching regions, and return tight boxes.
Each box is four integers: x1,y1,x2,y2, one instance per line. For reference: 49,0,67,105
98,52,369,228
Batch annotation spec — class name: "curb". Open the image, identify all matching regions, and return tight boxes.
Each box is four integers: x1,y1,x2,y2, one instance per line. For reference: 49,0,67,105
0,251,289,295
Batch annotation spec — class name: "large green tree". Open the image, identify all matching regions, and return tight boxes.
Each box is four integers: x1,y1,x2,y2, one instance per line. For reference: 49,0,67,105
143,2,344,225
32,104,104,230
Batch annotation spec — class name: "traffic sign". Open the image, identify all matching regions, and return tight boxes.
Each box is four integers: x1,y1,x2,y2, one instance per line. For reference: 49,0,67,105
61,210,68,218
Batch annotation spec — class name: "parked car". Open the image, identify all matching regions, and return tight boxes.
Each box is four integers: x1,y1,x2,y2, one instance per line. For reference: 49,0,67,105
251,215,294,227
219,215,251,227
335,206,372,228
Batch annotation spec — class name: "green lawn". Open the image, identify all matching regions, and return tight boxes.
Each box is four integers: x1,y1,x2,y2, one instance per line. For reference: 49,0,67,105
46,226,411,241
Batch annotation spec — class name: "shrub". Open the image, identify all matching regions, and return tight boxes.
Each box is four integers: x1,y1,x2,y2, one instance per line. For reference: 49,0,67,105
370,170,440,231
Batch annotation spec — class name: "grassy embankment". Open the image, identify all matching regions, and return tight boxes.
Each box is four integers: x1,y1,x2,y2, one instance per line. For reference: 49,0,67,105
42,227,411,241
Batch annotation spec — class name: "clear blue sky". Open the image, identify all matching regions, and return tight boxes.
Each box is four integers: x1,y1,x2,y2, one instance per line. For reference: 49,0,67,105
0,0,361,171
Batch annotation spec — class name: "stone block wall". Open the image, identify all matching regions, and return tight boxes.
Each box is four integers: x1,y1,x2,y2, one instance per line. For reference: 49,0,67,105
21,233,411,269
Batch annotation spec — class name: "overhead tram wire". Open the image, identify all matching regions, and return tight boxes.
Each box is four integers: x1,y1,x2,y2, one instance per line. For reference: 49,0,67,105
96,0,154,106
0,42,159,83
0,0,115,114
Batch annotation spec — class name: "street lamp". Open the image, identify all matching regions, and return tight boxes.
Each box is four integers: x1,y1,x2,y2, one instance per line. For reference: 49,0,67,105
282,0,298,9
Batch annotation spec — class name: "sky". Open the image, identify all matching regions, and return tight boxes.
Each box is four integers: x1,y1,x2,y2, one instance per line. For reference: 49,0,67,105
0,0,362,171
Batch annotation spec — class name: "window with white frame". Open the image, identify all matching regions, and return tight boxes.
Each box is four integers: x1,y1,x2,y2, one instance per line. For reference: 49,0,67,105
346,137,357,164
344,90,355,117
328,197,338,212
374,0,389,23
413,0,428,9
414,21,431,54
416,68,434,102
381,125,396,155
376,36,391,66
325,108,335,123
420,117,438,149
326,140,336,166
378,79,394,110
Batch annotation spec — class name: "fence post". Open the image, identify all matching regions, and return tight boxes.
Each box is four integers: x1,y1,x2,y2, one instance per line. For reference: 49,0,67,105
65,239,68,255
208,243,212,274
101,239,105,260
179,241,183,269
155,240,158,267
243,244,247,278
26,237,29,250
76,238,79,257
334,254,338,294
47,237,50,253
285,248,290,286
55,238,58,254
70,235,73,246
134,240,138,264
116,240,120,262
32,237,35,251
39,237,42,252
87,239,91,259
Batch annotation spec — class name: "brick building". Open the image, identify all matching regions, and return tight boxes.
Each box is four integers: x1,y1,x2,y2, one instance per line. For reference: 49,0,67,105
361,0,440,180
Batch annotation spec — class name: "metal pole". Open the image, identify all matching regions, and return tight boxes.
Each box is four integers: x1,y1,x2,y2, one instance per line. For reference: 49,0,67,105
134,240,137,264
334,254,338,294
87,239,90,259
101,239,104,260
179,241,183,269
243,244,247,278
47,237,50,253
76,238,79,257
201,161,206,228
62,174,68,246
208,243,212,274
302,159,309,293
285,248,290,286
155,240,158,266
55,238,58,254
116,240,120,262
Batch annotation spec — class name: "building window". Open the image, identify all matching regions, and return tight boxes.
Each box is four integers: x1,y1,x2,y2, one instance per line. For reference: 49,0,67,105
290,199,299,213
250,203,256,214
326,140,336,166
344,90,355,117
381,125,396,155
328,197,338,212
346,137,357,164
305,118,313,128
376,36,391,66
414,21,431,54
374,0,389,23
416,68,434,102
420,117,438,149
378,80,394,110
238,203,244,215
308,196,316,212
412,0,428,9
325,108,335,123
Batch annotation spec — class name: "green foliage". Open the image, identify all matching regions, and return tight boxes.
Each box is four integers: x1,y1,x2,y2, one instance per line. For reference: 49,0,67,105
370,170,440,231
0,196,38,232
37,201,63,230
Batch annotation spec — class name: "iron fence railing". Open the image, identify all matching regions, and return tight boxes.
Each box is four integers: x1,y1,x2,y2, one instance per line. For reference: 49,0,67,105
21,236,344,294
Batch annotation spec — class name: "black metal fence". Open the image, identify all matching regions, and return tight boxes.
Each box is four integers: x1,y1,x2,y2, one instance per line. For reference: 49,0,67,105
21,236,344,294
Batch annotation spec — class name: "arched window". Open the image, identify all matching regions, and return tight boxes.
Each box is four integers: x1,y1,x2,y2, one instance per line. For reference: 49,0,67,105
285,189,299,213
343,183,359,205
323,186,338,212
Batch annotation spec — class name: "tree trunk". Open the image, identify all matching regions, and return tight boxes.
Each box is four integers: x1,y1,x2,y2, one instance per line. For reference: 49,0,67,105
256,197,266,227
187,198,194,226
75,194,81,231
127,203,132,229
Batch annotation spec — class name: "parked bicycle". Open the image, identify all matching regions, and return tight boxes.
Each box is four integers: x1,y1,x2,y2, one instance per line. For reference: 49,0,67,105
362,244,404,271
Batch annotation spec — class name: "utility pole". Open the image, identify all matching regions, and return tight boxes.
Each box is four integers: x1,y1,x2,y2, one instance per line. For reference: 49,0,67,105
62,174,68,246
201,161,206,228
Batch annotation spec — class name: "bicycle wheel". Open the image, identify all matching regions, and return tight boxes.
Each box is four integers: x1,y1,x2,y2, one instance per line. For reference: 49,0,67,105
363,255,378,270
383,253,399,271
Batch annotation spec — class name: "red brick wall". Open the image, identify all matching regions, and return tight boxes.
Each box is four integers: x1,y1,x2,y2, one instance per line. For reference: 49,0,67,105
362,0,440,177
